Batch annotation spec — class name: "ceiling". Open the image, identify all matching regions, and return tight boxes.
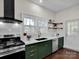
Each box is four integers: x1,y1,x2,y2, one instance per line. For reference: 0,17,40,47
29,0,79,12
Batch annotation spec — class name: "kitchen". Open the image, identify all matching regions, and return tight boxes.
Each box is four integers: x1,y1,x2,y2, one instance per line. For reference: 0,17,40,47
0,0,79,59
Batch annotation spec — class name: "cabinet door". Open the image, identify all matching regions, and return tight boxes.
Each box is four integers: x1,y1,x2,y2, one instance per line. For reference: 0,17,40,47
25,40,52,59
43,42,50,57
47,40,52,54
38,40,52,59
58,37,64,49
26,52,38,59
38,42,46,59
44,40,52,55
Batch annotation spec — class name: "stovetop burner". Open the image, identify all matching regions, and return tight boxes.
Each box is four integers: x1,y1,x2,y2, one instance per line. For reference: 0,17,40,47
0,37,25,49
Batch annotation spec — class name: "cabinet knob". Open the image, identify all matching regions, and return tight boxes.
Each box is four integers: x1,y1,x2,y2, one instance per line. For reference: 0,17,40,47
30,46,35,48
30,54,34,57
30,49,36,52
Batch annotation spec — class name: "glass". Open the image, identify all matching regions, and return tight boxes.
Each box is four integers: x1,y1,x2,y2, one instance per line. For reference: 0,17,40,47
24,18,34,26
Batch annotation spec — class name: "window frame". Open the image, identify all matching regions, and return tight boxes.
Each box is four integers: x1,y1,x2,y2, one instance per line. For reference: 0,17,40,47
66,20,79,36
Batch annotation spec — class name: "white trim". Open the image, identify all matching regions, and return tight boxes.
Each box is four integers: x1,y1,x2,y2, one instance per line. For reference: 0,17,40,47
64,45,79,52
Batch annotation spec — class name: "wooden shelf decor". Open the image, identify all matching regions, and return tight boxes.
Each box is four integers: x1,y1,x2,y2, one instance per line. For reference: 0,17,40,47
48,19,63,30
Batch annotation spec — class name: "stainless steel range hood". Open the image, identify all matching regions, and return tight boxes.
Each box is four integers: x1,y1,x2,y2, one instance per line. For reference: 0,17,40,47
0,17,22,23
0,0,22,23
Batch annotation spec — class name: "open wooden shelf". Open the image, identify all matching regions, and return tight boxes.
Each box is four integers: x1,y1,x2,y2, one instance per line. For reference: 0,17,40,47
48,20,63,30
48,27,63,29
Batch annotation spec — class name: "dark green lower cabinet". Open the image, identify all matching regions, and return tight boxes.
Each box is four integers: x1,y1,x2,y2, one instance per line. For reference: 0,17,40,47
26,52,38,59
58,37,64,49
25,44,38,59
25,40,52,59
38,41,52,59
47,41,52,54
38,44,46,59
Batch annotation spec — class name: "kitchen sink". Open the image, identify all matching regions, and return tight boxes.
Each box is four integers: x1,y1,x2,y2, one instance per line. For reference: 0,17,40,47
36,38,47,41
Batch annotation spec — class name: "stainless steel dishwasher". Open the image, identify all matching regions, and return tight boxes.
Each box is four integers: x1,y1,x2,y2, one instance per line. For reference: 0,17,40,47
52,38,58,52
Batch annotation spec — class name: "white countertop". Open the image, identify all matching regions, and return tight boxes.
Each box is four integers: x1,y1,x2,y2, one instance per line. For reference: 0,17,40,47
0,35,64,57
25,36,64,45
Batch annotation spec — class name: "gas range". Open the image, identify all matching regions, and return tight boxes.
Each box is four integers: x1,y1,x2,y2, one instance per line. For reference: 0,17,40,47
0,45,25,57
0,37,24,49
0,36,25,57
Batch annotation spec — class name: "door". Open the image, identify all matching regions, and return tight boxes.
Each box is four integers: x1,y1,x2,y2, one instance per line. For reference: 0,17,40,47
65,20,79,50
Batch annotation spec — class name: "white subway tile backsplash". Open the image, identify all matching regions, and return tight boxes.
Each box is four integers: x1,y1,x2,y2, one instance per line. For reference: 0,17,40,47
0,23,21,35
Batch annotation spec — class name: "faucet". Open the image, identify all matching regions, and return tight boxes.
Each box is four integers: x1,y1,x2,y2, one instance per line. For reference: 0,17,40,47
38,32,41,38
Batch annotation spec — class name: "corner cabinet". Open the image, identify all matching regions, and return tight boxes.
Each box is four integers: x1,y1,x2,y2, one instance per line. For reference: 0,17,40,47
25,40,52,59
58,37,64,49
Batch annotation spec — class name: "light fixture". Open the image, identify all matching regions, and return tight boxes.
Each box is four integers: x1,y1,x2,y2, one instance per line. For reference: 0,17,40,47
14,23,19,26
40,0,43,3
0,22,4,25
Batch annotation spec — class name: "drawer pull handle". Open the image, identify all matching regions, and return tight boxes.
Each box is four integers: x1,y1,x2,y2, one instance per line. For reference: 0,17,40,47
30,50,35,52
30,46,35,48
30,54,34,57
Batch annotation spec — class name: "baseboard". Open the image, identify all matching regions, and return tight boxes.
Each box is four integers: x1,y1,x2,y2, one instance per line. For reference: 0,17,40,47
64,46,79,53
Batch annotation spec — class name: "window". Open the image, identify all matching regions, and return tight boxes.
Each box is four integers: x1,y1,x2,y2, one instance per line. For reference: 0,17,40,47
67,20,78,36
24,18,34,26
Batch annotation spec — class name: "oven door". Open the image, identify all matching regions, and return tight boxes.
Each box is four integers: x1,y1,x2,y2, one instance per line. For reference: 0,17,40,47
0,51,25,59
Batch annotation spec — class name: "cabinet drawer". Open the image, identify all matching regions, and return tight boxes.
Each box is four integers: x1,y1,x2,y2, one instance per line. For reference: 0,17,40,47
26,52,38,59
26,48,37,54
26,52,37,57
25,44,37,51
25,40,52,59
38,40,51,46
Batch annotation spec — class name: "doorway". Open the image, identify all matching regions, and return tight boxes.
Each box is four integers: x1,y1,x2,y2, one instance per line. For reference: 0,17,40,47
65,19,79,51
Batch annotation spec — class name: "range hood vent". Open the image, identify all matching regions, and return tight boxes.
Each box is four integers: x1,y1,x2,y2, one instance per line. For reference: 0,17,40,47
0,0,22,23
0,17,22,23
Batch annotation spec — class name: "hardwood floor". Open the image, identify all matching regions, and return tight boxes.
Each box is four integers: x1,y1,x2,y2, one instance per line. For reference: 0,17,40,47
44,48,79,59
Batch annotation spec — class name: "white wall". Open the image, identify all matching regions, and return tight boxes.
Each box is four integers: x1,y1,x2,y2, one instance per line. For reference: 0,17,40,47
0,0,55,21
56,5,79,51
15,0,55,20
0,23,21,37
0,0,55,39
0,0,3,17
15,0,56,42
56,5,79,21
